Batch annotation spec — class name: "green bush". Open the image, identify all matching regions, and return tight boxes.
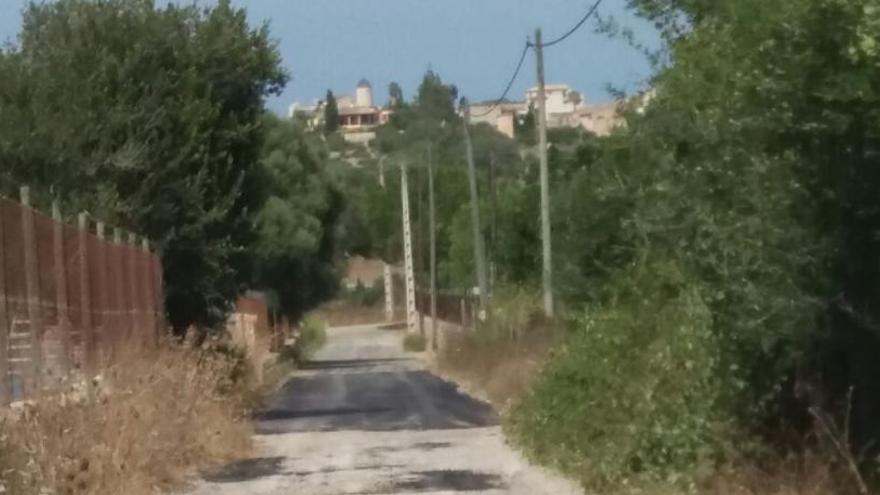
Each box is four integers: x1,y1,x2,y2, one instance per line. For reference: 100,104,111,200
508,261,719,492
281,317,327,363
403,333,427,352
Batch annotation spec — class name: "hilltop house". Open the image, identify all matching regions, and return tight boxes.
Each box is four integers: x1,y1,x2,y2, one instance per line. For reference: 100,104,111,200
467,83,652,139
289,79,393,144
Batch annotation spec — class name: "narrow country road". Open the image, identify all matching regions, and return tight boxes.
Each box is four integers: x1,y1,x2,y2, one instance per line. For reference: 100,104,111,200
184,324,581,495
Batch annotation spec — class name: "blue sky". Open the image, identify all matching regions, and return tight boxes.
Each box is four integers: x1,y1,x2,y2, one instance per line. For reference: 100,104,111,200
0,1,660,114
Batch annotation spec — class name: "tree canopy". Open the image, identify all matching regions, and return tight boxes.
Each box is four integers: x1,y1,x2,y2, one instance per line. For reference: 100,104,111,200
0,0,302,330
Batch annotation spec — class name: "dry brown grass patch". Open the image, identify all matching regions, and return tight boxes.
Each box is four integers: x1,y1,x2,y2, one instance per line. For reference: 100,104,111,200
310,300,394,327
0,342,254,495
702,453,860,495
437,329,554,410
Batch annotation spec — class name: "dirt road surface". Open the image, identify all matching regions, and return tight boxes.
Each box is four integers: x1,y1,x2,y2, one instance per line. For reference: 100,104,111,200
183,323,581,495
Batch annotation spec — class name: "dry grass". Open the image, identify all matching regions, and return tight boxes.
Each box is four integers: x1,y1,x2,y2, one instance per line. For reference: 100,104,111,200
310,300,397,327
437,328,555,410
433,286,554,409
702,454,859,495
0,342,255,495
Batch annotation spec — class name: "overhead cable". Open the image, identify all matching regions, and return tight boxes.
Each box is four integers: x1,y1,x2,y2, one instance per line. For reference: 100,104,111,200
532,0,604,48
470,41,531,118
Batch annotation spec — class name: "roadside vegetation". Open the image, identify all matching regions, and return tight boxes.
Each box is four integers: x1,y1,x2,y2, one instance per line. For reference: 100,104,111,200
363,1,880,493
0,0,878,493
403,333,427,353
280,317,328,364
0,343,254,495
0,2,340,494
0,0,344,333
436,287,554,409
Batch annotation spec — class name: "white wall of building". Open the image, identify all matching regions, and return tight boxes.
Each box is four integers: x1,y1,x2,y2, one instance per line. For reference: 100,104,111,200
356,85,373,108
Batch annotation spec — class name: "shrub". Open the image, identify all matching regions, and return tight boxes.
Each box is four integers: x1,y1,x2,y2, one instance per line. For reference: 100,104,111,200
508,261,719,492
485,285,548,340
403,333,427,352
282,317,327,363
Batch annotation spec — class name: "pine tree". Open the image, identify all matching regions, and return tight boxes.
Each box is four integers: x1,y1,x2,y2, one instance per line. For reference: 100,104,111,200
324,90,339,133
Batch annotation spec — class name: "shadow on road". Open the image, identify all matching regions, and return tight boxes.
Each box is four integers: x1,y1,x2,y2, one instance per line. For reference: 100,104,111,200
203,457,286,483
254,360,498,434
301,358,413,370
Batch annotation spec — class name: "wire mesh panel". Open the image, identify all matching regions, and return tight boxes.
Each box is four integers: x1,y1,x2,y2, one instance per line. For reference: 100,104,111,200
415,289,474,327
2,198,31,401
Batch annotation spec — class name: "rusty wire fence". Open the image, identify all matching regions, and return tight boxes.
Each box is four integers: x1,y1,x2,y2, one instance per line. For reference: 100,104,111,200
0,190,164,405
415,288,476,328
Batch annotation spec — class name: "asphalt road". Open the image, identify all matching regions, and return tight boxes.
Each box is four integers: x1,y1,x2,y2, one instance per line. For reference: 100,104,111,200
184,323,581,495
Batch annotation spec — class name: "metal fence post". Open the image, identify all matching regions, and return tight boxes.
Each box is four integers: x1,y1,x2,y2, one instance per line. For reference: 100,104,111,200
78,213,93,371
52,201,71,373
96,222,109,363
127,233,139,342
112,228,127,347
0,201,10,405
155,255,165,335
20,187,43,393
141,239,156,347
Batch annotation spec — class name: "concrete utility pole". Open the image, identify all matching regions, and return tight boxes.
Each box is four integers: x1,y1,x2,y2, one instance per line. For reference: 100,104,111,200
400,162,418,334
379,155,394,323
534,28,555,318
428,144,438,351
462,105,490,313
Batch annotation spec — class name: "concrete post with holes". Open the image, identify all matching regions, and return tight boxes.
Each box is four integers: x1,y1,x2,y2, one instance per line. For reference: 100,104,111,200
383,264,394,322
400,163,417,334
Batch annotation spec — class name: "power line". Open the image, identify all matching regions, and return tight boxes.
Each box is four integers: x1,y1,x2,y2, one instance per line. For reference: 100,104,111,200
532,0,604,49
470,0,604,119
470,41,531,118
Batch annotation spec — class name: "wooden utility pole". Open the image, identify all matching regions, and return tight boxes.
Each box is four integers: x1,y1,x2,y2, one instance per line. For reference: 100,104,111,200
535,28,554,318
462,105,489,313
427,144,438,351
400,162,417,334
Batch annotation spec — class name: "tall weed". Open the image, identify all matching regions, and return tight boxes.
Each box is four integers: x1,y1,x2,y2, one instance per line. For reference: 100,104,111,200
0,343,253,495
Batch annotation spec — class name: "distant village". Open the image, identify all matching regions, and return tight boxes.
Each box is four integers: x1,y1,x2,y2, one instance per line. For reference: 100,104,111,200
289,79,650,145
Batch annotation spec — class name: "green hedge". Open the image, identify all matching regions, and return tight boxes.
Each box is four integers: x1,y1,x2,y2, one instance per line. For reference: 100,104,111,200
508,261,719,492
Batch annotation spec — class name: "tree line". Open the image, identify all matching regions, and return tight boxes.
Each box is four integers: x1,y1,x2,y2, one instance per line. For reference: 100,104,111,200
339,0,880,491
0,0,341,331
